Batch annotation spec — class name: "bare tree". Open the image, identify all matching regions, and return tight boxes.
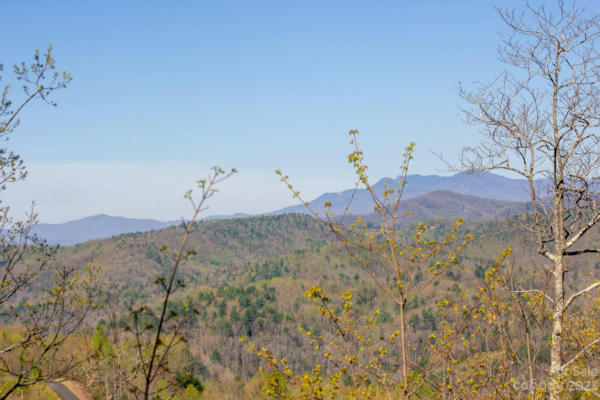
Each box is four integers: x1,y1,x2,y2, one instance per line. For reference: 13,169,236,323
1,46,72,307
0,47,103,398
459,1,600,397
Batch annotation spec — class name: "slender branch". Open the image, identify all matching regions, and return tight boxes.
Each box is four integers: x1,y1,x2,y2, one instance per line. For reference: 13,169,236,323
564,213,600,249
563,248,600,256
0,87,42,135
564,281,600,311
0,343,20,356
561,337,600,371
142,167,235,399
514,289,555,304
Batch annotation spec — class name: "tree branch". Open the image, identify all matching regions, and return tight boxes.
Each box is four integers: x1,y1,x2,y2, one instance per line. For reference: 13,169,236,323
564,213,600,249
561,336,600,371
564,281,600,311
513,289,555,304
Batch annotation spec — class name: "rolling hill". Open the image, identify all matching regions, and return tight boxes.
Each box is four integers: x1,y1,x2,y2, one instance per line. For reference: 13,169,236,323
360,189,530,225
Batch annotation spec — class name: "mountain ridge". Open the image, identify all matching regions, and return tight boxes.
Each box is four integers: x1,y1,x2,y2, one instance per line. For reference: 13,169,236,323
31,214,178,245
32,172,542,245
270,171,542,216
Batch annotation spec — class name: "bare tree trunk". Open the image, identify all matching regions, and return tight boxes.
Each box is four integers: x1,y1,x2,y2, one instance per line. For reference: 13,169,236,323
549,259,564,400
549,150,566,399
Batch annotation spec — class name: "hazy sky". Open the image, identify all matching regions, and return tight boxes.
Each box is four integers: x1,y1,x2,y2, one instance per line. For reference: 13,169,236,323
2,1,598,222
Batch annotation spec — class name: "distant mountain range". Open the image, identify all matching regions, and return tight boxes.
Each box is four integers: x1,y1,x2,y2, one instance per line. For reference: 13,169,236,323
33,172,539,245
272,171,541,215
31,214,178,245
31,212,255,245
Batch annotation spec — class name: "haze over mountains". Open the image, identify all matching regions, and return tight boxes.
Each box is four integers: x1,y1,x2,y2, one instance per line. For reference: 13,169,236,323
33,172,537,245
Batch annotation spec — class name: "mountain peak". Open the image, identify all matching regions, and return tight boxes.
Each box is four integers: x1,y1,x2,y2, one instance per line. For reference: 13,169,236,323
273,171,538,216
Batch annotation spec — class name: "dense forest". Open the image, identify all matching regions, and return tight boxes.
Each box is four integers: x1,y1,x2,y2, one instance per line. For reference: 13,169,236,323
3,1,600,399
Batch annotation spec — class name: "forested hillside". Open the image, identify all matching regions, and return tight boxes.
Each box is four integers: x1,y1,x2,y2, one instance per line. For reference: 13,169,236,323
11,211,593,398
6,206,600,398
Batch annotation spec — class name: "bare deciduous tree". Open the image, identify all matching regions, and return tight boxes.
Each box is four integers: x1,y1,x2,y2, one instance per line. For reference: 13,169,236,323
459,1,600,397
1,46,72,309
0,47,103,399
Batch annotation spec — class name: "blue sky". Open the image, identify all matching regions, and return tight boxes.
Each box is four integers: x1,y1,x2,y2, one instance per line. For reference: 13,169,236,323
2,1,597,222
